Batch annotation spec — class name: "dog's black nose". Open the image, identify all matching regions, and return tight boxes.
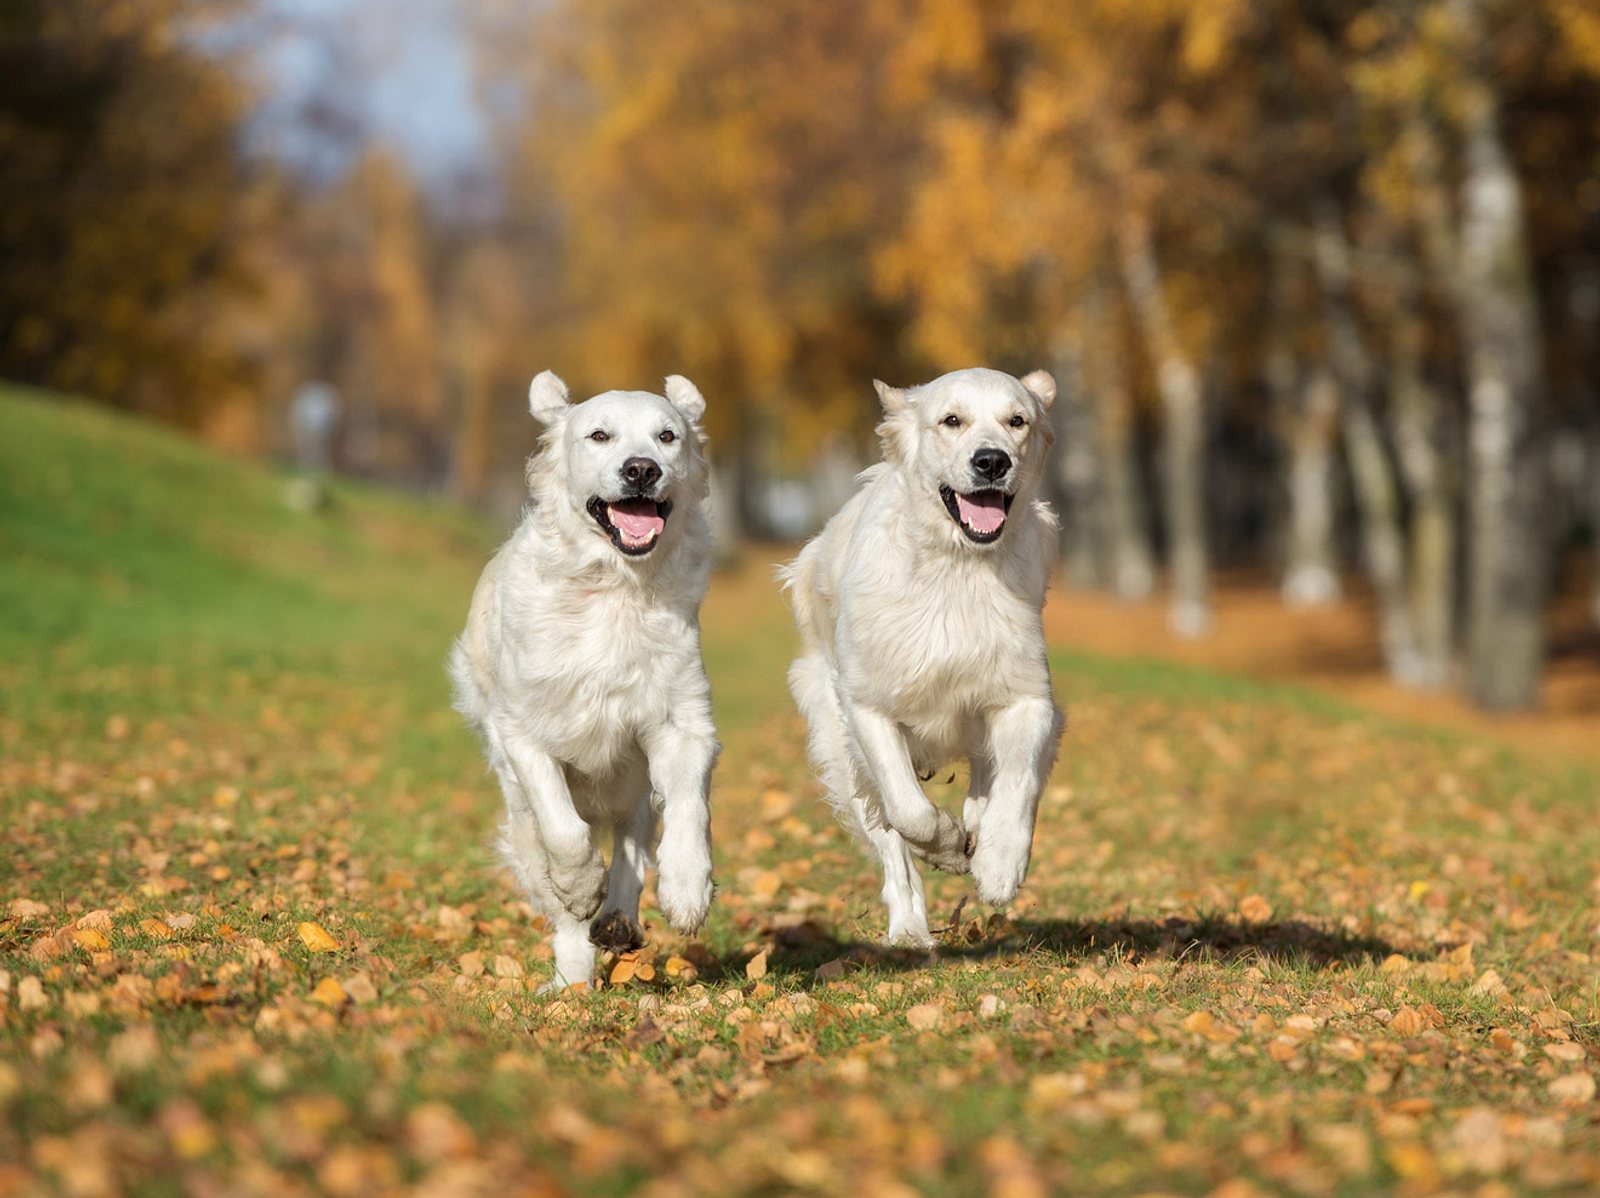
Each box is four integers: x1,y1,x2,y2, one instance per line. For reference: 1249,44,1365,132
621,456,662,490
970,448,1011,482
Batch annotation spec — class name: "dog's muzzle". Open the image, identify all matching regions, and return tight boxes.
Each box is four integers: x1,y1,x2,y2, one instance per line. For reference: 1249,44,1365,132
940,485,1014,544
588,494,673,555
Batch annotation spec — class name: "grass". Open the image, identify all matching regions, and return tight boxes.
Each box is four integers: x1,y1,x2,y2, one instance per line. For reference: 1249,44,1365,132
1,384,1597,1197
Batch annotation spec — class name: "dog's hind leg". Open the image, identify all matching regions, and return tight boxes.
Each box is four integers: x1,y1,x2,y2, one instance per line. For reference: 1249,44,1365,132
498,808,597,991
864,818,932,947
590,794,654,954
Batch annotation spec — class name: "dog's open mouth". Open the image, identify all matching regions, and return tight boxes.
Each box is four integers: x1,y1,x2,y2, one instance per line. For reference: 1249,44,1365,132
587,496,672,555
940,486,1013,544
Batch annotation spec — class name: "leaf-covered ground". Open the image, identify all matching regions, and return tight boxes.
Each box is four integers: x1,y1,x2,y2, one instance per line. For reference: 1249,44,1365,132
2,388,1597,1197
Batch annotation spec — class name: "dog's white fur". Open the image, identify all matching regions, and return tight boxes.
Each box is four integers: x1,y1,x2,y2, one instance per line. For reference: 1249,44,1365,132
782,367,1064,945
450,371,718,990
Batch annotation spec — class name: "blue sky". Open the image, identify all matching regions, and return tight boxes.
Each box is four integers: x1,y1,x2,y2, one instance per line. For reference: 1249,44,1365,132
252,0,493,189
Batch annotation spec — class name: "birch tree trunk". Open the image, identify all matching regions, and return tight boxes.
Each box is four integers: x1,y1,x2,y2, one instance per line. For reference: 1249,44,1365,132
1083,279,1155,600
1118,211,1210,636
1265,257,1342,607
1388,286,1457,690
1049,334,1106,588
1452,9,1550,710
1311,201,1423,682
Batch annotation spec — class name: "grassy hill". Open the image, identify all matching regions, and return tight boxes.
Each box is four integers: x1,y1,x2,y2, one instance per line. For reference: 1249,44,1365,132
1,386,1596,1197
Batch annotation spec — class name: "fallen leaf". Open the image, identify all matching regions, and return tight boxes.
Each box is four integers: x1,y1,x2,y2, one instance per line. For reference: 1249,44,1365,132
745,950,769,981
310,978,348,1007
1239,893,1273,924
906,1002,944,1030
70,928,110,952
1391,1007,1426,1037
1549,1072,1596,1106
297,922,339,953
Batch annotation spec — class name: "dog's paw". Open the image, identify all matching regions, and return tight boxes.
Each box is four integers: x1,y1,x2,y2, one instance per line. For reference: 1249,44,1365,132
884,925,936,950
548,850,608,922
971,830,1031,906
656,863,713,934
907,809,972,875
535,973,594,996
589,910,645,953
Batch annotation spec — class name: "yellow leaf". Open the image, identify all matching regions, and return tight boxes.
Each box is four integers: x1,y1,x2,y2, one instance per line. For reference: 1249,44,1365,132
71,928,110,951
140,918,173,940
309,977,348,1007
297,922,339,953
1238,894,1273,924
663,955,695,980
745,950,768,981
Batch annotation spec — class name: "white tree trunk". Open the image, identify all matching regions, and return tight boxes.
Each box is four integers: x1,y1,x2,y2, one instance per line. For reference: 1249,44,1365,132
1082,280,1155,600
1452,20,1549,711
1389,290,1457,690
1118,211,1210,636
1312,201,1424,683
1266,290,1342,608
1050,335,1106,588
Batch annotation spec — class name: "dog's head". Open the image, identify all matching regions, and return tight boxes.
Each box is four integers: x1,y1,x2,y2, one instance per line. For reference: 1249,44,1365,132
525,371,710,559
874,366,1056,549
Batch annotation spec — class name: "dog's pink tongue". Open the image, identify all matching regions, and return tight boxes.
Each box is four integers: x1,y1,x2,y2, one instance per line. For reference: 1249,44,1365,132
608,499,665,545
956,492,1006,534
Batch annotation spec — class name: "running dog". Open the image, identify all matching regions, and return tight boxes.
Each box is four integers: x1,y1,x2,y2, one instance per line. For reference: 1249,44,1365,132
451,371,718,989
783,367,1064,945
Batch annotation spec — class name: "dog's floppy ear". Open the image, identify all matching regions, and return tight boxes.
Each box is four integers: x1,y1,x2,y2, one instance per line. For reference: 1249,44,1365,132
873,379,910,416
1019,369,1056,409
527,370,571,425
663,374,706,424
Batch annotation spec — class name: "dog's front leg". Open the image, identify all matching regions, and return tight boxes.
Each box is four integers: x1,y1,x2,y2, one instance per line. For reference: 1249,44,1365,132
502,739,608,921
846,702,970,874
970,696,1062,905
641,721,717,934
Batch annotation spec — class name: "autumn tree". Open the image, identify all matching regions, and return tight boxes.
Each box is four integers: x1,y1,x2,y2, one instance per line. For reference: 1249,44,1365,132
0,0,262,422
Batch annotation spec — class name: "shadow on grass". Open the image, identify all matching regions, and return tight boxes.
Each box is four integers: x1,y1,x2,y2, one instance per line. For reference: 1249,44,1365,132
691,913,1413,987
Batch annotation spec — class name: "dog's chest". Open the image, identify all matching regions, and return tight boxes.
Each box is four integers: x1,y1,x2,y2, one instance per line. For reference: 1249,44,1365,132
503,584,694,764
843,564,1039,714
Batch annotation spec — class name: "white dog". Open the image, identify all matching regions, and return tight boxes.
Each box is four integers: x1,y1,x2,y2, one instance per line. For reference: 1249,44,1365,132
783,367,1064,946
450,371,718,990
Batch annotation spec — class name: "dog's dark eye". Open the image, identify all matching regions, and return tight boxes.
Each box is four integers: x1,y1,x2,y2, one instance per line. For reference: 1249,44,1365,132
588,430,610,443
1008,415,1026,429
940,414,961,429
659,429,676,444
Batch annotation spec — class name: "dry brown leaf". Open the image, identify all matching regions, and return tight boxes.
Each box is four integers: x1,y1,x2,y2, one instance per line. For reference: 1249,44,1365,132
906,1002,944,1030
457,951,484,978
610,955,639,986
745,950,769,981
1391,1007,1426,1036
297,922,339,953
1549,1072,1596,1106
1543,1041,1586,1063
139,918,173,941
1239,893,1273,924
491,954,523,979
17,976,47,1011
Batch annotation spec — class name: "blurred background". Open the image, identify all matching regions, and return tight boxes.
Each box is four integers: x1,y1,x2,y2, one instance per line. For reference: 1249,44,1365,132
2,0,1598,718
